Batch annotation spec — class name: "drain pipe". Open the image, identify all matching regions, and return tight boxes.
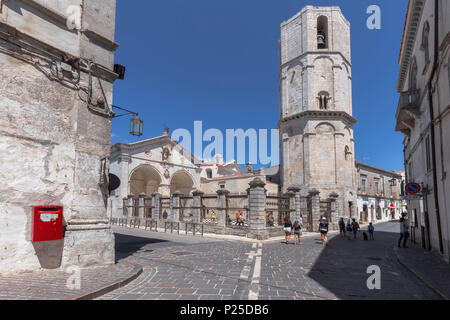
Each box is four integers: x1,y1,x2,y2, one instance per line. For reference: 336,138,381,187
428,0,443,254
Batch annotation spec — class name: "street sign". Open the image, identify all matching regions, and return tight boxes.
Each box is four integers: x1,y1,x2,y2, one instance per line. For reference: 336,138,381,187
405,182,421,195
404,194,422,200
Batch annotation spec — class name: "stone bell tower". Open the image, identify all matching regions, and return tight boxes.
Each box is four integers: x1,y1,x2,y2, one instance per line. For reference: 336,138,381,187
278,6,357,218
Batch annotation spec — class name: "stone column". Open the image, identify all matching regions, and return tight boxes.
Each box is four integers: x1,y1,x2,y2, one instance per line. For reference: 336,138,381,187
122,197,128,217
118,155,131,199
216,189,229,230
138,193,146,220
248,178,268,240
170,191,181,222
192,190,204,224
127,195,134,218
287,186,301,221
309,189,321,232
329,192,339,230
144,196,152,219
152,192,161,223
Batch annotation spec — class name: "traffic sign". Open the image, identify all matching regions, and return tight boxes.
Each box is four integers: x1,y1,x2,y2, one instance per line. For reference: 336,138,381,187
405,182,421,195
404,194,422,200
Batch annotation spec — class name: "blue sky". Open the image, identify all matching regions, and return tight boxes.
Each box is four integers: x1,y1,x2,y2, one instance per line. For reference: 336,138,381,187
111,0,408,172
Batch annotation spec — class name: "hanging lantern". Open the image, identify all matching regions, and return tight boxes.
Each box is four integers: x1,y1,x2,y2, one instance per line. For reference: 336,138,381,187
390,178,397,186
130,116,143,136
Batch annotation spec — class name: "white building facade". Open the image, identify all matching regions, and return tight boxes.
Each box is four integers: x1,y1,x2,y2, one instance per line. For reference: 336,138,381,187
395,0,450,261
356,162,405,224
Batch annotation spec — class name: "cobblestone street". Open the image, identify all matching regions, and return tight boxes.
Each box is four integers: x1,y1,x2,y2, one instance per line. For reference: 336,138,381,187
97,222,441,300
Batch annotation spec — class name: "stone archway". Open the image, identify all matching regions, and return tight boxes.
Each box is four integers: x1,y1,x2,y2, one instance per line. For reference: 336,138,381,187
170,170,195,195
129,165,162,196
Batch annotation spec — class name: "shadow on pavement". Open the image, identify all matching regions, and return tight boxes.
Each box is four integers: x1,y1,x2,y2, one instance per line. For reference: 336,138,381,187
307,229,438,300
114,233,169,262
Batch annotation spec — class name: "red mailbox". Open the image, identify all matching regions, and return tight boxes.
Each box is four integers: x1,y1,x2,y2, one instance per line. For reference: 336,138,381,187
31,205,63,242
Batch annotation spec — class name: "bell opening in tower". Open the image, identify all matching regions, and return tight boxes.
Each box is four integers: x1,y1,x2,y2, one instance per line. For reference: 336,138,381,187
317,16,328,49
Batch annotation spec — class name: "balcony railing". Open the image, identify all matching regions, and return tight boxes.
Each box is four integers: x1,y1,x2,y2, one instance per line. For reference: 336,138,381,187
399,89,421,112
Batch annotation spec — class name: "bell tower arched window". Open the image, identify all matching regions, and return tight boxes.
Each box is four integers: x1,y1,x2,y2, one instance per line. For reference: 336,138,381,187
317,91,330,109
317,16,328,49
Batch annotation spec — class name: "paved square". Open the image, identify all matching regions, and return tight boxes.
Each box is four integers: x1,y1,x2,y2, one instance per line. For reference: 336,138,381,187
97,223,440,300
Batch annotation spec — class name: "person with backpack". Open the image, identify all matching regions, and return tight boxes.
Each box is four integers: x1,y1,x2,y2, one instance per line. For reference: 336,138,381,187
318,217,329,246
346,222,353,240
293,219,303,245
398,213,410,248
283,215,292,244
338,217,346,238
351,218,360,239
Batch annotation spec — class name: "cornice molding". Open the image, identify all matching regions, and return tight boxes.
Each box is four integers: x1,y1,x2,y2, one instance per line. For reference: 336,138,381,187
279,110,357,127
397,0,425,92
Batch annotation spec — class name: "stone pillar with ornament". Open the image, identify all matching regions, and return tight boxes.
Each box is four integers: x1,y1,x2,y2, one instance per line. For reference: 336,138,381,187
216,189,229,230
248,178,268,240
309,189,321,232
152,192,161,224
170,191,181,222
192,190,204,224
287,186,301,221
329,192,339,230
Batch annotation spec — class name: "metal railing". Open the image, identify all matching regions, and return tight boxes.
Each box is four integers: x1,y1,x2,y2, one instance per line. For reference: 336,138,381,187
399,89,421,110
145,219,158,231
129,218,141,228
185,222,204,236
164,221,180,234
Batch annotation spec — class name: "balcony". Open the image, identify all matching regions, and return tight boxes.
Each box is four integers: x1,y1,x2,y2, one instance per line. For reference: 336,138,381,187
399,89,421,111
395,89,422,136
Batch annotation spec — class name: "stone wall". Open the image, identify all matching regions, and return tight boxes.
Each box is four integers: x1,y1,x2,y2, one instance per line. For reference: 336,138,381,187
0,0,118,274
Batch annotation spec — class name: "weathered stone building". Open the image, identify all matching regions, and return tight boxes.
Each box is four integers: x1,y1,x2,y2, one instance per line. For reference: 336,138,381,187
355,162,405,223
278,6,358,219
395,0,450,261
0,0,119,274
108,132,278,219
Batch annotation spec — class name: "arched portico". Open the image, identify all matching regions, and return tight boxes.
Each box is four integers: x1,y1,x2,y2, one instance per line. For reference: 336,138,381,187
129,165,162,196
170,170,195,195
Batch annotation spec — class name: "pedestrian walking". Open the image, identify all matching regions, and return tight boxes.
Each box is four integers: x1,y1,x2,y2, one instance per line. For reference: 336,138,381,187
239,215,245,226
283,215,292,244
268,213,274,226
211,210,217,223
398,213,410,248
368,222,375,240
346,223,353,240
351,218,360,239
319,217,329,246
293,219,303,245
235,210,241,226
338,217,346,238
